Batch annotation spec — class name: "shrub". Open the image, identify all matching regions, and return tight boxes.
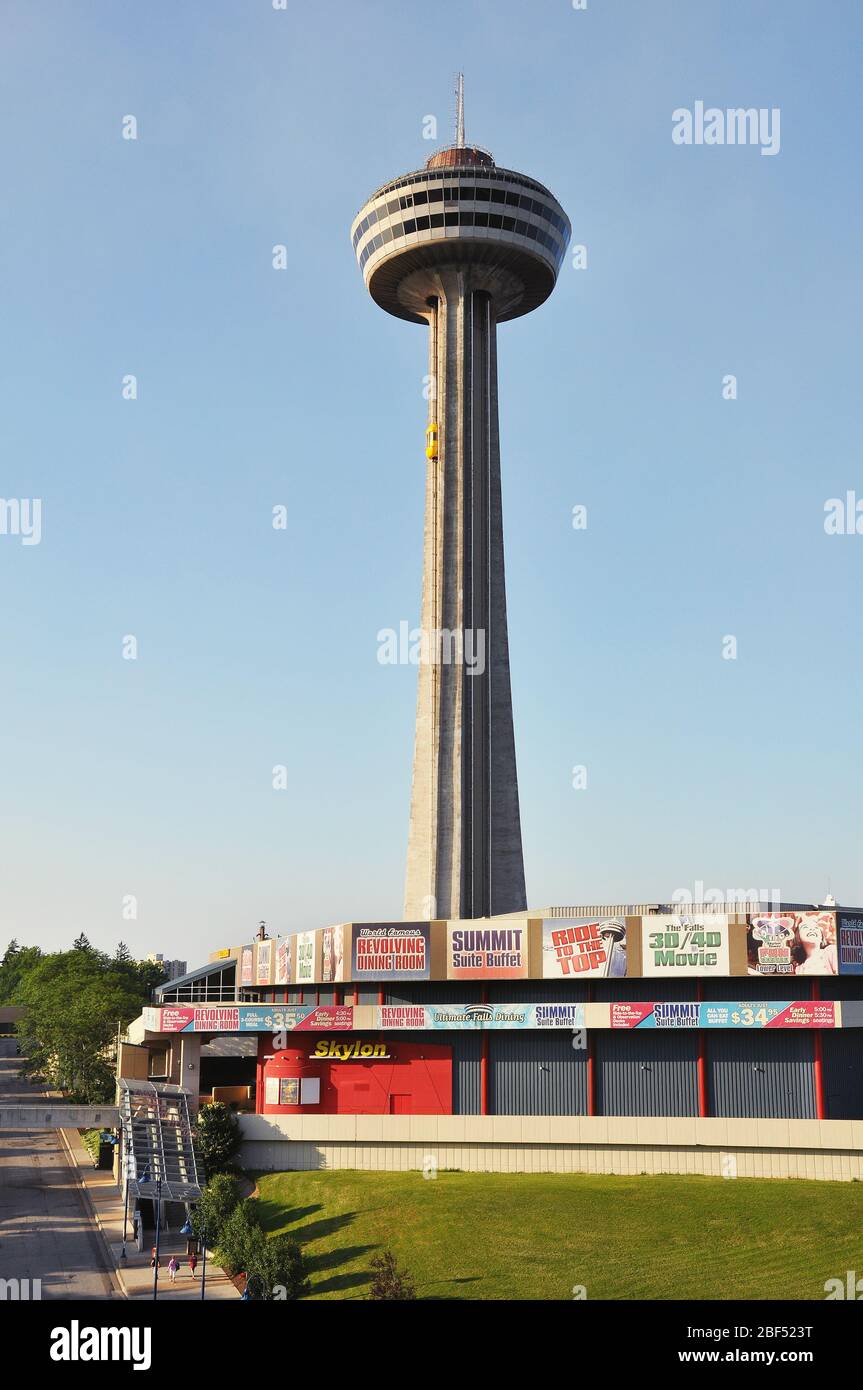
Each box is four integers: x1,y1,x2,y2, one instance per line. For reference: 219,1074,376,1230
214,1198,262,1277
192,1172,242,1248
249,1234,311,1301
368,1250,416,1300
81,1129,102,1163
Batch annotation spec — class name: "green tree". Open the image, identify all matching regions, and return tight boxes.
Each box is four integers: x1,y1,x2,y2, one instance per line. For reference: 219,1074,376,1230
134,957,168,997
195,1101,242,1177
368,1250,416,1300
0,941,42,1005
14,949,155,1101
109,952,165,1002
191,1173,242,1248
114,942,132,963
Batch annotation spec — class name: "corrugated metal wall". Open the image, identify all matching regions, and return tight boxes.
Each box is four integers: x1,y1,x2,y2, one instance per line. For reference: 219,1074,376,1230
809,976,863,1000
591,978,694,1002
334,977,863,1118
822,1031,863,1119
489,1030,587,1116
384,983,483,1005
487,980,589,1003
701,977,807,1001
707,1031,815,1119
595,1031,699,1116
451,1032,483,1115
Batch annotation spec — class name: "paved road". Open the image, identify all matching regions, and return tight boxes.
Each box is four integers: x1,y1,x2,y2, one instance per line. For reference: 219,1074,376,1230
0,1055,119,1299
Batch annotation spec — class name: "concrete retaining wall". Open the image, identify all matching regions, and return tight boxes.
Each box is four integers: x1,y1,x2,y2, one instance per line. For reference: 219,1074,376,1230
238,1114,863,1182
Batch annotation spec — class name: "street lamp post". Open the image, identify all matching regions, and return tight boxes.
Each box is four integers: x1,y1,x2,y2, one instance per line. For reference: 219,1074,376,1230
200,1224,208,1301
152,1177,163,1301
119,1134,130,1264
182,1212,209,1300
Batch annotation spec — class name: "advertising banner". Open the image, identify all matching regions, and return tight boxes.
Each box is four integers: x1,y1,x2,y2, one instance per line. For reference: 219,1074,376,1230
295,931,316,986
239,945,254,986
351,923,430,980
377,1002,584,1030
542,918,626,978
746,915,795,975
144,1004,354,1033
321,924,346,984
447,921,529,980
837,913,863,976
747,911,837,976
279,1077,299,1105
255,939,273,986
641,915,730,976
290,1005,354,1031
610,1001,837,1029
274,937,293,986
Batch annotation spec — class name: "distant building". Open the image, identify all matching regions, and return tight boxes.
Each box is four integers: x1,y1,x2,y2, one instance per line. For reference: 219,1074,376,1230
121,902,863,1183
146,952,187,982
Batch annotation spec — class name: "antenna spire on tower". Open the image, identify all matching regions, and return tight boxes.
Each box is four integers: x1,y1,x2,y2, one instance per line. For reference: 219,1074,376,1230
455,72,465,148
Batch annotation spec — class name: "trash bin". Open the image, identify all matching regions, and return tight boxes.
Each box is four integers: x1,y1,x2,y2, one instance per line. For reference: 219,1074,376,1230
95,1131,116,1170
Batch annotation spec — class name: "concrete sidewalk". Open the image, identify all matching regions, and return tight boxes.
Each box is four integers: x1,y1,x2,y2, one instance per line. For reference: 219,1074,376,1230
57,1128,239,1300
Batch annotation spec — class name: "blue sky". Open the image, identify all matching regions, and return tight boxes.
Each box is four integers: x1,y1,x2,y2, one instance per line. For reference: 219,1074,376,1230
1,1,861,965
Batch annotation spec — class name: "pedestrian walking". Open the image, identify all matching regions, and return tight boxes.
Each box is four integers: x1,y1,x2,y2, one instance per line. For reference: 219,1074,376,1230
189,1252,198,1278
150,1247,159,1269
168,1256,179,1285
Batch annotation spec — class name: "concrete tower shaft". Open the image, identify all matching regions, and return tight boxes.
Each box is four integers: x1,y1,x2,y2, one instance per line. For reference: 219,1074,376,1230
352,138,570,920
405,270,524,920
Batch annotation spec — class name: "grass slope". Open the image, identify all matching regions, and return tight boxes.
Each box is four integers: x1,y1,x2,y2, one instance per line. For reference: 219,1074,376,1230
253,1169,863,1300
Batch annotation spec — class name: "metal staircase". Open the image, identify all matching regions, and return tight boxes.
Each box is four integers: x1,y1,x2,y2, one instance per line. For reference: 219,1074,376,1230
119,1079,203,1204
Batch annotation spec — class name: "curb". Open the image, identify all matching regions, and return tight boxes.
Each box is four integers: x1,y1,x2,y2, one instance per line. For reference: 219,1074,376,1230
56,1124,128,1299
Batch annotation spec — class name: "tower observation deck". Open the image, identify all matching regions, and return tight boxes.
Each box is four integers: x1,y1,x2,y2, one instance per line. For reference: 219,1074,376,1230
352,84,570,921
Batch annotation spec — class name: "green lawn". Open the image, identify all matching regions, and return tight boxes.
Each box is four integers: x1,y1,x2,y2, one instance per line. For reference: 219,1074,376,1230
253,1168,863,1300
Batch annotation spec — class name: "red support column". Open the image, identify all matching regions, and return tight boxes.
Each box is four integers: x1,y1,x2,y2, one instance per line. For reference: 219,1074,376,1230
480,986,489,1116
586,982,595,1116
378,987,385,1006
812,979,826,1119
255,1035,266,1114
696,979,709,1118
